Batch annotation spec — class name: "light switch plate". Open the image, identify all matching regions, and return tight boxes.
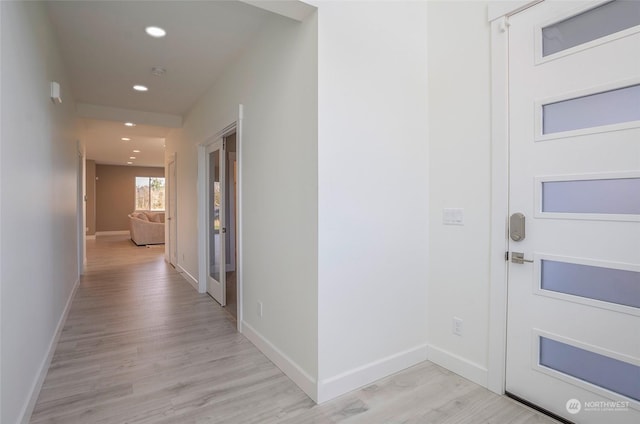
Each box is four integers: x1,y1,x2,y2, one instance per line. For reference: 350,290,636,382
443,208,464,225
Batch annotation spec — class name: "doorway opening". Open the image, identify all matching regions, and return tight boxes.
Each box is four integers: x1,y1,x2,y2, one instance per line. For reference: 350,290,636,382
224,133,238,321
204,131,238,319
198,110,243,330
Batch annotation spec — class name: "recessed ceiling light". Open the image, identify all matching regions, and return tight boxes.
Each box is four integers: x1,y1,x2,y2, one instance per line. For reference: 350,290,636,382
124,122,136,127
133,85,148,92
145,26,166,38
121,137,131,141
129,156,136,159
133,149,141,153
127,161,133,165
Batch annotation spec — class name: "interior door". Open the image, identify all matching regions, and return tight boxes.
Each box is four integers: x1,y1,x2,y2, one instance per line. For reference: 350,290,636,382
506,1,640,423
206,140,226,305
167,158,178,266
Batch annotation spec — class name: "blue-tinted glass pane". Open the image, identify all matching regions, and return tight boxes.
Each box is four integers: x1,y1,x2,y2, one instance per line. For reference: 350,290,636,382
543,84,640,134
541,260,640,308
540,337,640,401
542,0,640,57
542,178,640,214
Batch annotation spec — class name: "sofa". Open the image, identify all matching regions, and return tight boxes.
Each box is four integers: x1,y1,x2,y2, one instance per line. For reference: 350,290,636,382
128,211,165,245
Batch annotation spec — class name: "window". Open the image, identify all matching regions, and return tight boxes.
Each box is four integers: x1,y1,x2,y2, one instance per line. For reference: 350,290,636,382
135,177,165,211
541,0,640,57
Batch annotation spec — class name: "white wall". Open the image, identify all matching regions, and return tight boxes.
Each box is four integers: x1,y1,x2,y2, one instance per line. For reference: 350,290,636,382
170,0,494,405
0,4,3,420
315,1,430,401
0,2,80,423
166,10,319,391
426,1,493,386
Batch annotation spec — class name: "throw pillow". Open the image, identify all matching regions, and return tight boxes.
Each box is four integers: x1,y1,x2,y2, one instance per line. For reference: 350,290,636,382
135,212,149,221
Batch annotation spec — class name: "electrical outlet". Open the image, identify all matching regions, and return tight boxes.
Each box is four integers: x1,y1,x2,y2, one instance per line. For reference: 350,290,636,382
452,317,463,336
257,301,263,318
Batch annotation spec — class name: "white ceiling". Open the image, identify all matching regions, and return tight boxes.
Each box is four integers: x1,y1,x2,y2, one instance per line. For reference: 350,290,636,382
45,0,282,167
81,119,169,167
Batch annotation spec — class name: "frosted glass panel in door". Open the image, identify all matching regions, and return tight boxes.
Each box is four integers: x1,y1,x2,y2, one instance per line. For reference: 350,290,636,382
542,84,640,134
541,260,640,308
542,0,640,56
540,337,640,401
542,178,640,214
209,150,221,282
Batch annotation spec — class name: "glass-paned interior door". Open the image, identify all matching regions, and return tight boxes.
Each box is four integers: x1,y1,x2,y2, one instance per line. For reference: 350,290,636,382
206,140,226,305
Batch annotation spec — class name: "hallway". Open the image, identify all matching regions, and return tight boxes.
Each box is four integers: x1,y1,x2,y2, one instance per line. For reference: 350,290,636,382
29,236,557,423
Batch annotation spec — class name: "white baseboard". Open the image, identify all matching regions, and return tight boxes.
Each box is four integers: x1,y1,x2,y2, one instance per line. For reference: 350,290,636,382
176,264,198,292
95,230,129,236
241,321,317,401
425,343,488,387
317,344,428,403
20,277,80,424
85,234,96,240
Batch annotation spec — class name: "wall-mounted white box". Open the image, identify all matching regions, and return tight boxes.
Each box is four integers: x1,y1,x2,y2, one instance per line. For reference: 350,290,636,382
50,81,62,103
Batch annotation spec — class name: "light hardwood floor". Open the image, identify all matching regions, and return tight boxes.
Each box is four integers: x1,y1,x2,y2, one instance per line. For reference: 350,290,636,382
30,235,558,424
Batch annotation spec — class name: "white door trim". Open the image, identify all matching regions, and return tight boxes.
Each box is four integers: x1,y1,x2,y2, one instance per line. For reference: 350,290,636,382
488,0,543,22
236,105,244,332
77,142,86,275
488,14,509,396
226,152,237,272
196,105,244,332
487,0,542,395
166,153,177,266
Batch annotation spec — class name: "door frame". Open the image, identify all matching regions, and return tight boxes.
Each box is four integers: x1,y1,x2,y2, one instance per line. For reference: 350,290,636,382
166,153,178,266
227,152,237,272
197,105,244,331
487,0,543,395
77,141,86,275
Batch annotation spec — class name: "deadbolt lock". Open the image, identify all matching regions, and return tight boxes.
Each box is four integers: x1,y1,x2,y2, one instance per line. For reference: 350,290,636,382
509,212,526,241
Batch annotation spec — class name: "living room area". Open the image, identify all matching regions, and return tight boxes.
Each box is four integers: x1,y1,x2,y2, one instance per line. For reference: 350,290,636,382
86,160,166,246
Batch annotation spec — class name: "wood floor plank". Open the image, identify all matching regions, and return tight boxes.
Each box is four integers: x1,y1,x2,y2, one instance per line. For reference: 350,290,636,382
29,235,559,424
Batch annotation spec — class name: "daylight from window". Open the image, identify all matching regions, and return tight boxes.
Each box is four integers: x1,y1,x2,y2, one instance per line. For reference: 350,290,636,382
135,176,165,211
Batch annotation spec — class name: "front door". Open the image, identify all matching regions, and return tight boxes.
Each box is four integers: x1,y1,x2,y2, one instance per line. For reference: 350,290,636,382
206,140,226,305
506,1,640,423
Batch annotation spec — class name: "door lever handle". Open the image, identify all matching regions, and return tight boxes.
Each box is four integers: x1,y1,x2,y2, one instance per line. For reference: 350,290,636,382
511,252,533,264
